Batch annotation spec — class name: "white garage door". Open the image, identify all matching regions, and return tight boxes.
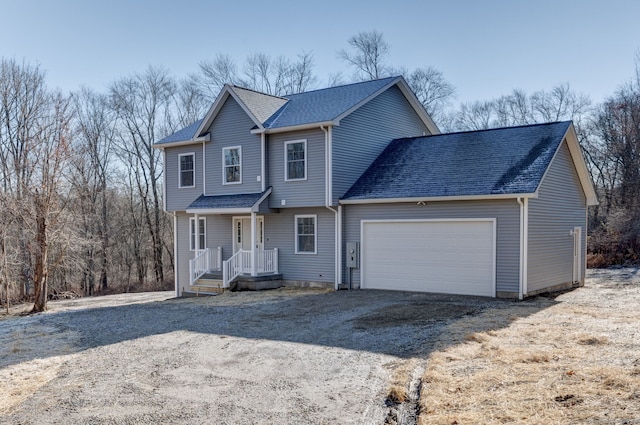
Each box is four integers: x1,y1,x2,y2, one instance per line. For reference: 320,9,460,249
361,219,495,296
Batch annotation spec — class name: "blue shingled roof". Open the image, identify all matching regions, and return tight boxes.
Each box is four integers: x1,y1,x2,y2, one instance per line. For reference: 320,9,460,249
187,189,270,210
156,77,402,145
156,119,203,145
263,77,398,129
341,121,572,201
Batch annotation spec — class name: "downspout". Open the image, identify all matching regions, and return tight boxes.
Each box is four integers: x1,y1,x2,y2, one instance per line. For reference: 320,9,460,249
260,133,266,192
202,141,207,195
321,124,340,290
517,197,524,300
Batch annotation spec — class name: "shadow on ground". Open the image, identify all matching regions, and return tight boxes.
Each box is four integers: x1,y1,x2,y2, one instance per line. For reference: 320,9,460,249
1,288,560,369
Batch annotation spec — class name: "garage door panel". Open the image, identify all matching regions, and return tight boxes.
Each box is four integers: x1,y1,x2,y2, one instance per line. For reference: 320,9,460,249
361,220,495,297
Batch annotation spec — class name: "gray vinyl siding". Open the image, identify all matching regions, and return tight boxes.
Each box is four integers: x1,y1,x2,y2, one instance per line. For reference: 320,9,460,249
267,128,326,208
527,141,587,293
332,85,431,205
342,200,521,293
205,97,262,195
164,144,203,212
263,208,335,283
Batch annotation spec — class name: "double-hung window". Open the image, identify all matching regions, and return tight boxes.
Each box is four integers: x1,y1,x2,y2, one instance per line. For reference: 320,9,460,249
223,146,241,184
189,217,206,251
295,215,316,254
285,140,306,181
179,153,195,188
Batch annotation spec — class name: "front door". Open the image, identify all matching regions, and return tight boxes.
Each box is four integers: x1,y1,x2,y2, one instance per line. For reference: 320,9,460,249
233,217,264,253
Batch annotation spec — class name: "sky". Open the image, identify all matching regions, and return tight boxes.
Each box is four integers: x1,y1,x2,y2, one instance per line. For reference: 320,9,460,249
1,0,640,108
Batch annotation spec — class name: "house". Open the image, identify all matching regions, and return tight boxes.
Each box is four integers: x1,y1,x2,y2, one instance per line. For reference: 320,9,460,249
154,76,597,299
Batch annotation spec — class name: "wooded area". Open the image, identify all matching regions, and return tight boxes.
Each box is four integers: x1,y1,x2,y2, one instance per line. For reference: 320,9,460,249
1,31,638,312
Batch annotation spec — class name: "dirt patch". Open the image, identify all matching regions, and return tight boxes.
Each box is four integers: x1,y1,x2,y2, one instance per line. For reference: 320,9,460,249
417,268,640,425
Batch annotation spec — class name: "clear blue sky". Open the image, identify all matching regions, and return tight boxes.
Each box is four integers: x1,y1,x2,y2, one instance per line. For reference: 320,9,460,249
1,0,639,106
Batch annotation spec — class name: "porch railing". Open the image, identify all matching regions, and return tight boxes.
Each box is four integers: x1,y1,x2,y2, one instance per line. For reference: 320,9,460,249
222,248,279,287
189,247,222,285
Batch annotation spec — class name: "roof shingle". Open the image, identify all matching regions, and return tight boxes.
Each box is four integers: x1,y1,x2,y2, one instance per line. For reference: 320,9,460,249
341,121,572,201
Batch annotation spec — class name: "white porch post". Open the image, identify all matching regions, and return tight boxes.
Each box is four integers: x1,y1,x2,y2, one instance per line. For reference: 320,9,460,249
250,212,257,276
194,213,200,250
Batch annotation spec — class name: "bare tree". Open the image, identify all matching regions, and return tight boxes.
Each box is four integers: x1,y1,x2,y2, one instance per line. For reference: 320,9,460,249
28,91,74,312
407,67,456,122
109,66,175,287
71,87,115,294
338,30,390,81
195,54,239,101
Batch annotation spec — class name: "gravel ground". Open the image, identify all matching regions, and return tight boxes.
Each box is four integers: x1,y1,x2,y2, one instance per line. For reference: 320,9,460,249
0,270,633,424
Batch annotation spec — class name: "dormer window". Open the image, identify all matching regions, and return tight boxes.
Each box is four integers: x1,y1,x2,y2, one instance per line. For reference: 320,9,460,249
179,153,195,188
285,139,307,181
223,146,242,184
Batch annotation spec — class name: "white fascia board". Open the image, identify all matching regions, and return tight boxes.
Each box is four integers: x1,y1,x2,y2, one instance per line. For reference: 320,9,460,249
227,86,265,131
153,139,203,149
394,77,440,135
195,86,265,137
331,76,440,135
251,121,335,134
563,124,599,206
339,193,536,205
195,88,231,137
186,207,253,215
332,77,402,125
250,187,272,212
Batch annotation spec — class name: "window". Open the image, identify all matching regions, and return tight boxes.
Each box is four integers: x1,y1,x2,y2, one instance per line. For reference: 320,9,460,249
179,153,195,188
285,140,306,181
189,217,206,251
223,146,242,184
295,215,316,254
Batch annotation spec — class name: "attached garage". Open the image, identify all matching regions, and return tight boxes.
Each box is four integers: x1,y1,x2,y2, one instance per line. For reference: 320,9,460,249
361,219,496,296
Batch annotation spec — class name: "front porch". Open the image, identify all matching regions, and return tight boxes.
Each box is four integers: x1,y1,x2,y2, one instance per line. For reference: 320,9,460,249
188,246,280,292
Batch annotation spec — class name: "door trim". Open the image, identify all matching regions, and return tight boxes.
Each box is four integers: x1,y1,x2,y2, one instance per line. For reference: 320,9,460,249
232,216,264,253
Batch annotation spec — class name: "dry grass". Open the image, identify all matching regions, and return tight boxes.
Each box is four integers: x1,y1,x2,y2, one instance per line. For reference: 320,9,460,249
417,274,640,425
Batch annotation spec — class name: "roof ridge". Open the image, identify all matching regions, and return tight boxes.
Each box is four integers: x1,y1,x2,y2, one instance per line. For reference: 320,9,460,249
283,75,400,97
400,120,571,141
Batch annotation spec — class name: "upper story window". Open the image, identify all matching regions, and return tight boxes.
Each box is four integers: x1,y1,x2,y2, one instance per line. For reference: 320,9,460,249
285,140,307,181
223,146,242,184
179,153,195,188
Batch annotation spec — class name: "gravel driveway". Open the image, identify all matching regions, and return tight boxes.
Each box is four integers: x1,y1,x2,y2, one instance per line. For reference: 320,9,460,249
1,286,565,424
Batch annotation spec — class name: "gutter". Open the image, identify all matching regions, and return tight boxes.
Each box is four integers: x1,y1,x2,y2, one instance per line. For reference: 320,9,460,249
321,124,340,291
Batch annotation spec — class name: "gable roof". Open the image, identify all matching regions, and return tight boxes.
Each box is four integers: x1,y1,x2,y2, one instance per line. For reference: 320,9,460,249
186,188,271,214
341,121,598,205
154,76,438,147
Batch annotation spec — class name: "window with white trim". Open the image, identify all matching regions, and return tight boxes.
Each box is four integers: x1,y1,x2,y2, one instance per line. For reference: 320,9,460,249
223,146,242,184
189,217,206,251
179,153,195,188
285,140,307,181
295,214,316,254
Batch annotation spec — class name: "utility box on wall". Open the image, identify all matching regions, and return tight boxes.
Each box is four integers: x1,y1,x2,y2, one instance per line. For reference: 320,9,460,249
346,242,360,269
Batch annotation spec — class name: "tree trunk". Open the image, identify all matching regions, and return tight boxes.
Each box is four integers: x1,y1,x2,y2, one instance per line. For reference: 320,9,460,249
31,207,48,313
